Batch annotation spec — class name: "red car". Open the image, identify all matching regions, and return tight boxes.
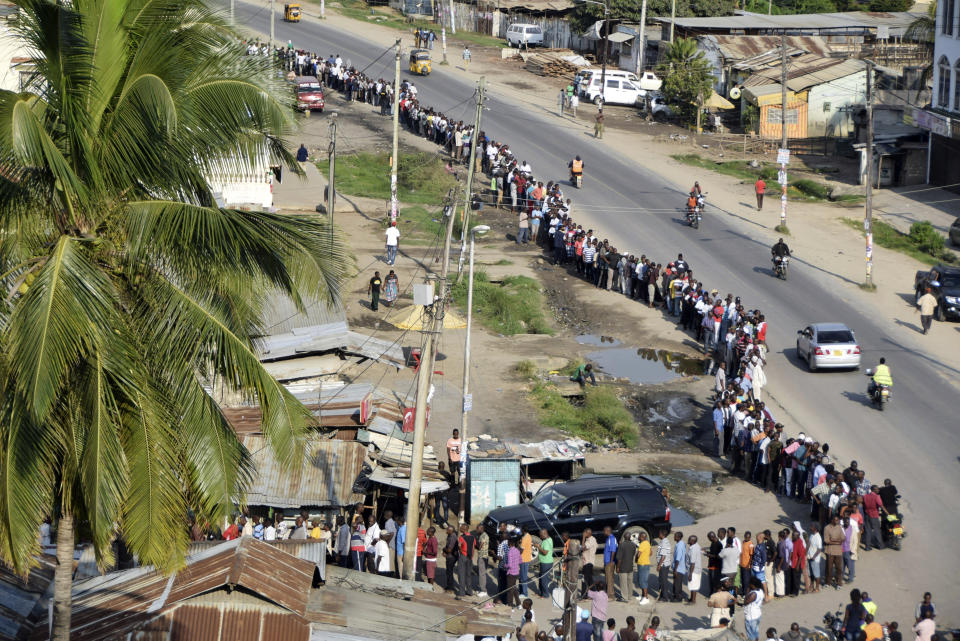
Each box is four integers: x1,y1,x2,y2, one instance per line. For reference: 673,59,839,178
295,76,324,112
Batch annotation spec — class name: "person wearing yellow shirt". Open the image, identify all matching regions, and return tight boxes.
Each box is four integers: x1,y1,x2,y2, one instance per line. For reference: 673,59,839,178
634,531,652,604
520,531,533,598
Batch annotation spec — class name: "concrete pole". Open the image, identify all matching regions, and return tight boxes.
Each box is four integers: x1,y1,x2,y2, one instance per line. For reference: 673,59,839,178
636,0,648,75
390,39,402,222
669,0,676,43
230,0,235,24
401,188,460,579
327,112,337,244
269,0,275,49
458,224,490,523
458,77,487,274
865,60,875,287
780,33,788,230
450,0,457,34
600,1,609,103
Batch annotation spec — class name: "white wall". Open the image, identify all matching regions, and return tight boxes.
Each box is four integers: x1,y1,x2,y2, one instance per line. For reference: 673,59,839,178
932,0,960,113
206,151,274,210
0,22,29,92
806,70,866,137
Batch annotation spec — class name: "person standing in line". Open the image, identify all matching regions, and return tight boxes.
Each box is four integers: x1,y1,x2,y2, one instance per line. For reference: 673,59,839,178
594,107,605,139
823,516,845,589
620,616,640,641
423,526,439,584
462,46,471,70
602,526,618,599
707,577,736,628
913,607,935,641
615,532,637,602
754,177,766,210
446,429,462,485
739,531,754,596
672,531,687,603
518,208,530,244
570,92,579,118
687,535,703,605
457,523,476,599
581,528,598,597
394,515,406,578
385,220,400,265
635,531,652,604
586,581,609,641
564,532,583,606
520,529,533,597
506,537,522,607
350,518,366,571
719,537,739,587
841,516,859,584
536,528,555,598
743,578,765,641
788,530,806,596
476,524,490,596
375,532,393,576
655,529,672,602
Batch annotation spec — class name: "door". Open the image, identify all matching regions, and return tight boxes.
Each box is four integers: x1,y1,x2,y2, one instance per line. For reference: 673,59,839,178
605,78,622,103
798,326,813,356
554,498,595,538
590,494,628,534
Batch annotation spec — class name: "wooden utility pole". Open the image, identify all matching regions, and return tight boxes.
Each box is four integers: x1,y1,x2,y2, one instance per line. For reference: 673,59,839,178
865,60,875,287
669,0,676,43
401,187,460,580
390,39,402,222
459,77,487,274
779,33,789,230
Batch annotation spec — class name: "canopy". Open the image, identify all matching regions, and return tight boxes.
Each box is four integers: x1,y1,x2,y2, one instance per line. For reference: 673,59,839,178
384,305,467,330
703,91,735,109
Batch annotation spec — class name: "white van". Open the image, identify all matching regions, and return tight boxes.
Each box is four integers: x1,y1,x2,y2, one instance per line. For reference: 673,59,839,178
580,69,639,92
584,76,643,105
506,23,544,47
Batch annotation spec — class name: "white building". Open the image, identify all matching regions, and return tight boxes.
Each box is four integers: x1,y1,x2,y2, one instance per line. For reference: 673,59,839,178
921,0,960,185
0,14,35,93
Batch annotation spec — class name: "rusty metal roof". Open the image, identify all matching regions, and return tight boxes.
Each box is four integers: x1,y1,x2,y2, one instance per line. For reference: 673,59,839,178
0,556,55,641
241,435,366,508
48,538,317,641
742,54,867,91
704,35,832,62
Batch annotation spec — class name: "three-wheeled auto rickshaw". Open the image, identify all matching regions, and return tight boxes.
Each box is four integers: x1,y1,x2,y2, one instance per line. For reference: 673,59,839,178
409,49,431,75
284,3,302,22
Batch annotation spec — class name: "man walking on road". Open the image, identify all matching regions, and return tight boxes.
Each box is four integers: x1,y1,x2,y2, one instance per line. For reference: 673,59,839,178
385,221,400,265
755,177,766,210
594,108,605,139
916,287,937,334
367,271,382,311
462,46,471,71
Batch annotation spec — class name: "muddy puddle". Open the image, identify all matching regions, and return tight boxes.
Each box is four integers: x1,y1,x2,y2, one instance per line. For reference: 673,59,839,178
575,334,622,347
586,344,708,384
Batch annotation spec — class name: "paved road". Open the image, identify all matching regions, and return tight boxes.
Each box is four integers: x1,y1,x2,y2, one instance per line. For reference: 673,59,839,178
232,0,959,608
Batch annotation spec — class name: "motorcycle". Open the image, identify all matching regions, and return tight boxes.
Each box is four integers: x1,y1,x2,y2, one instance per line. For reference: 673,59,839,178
686,193,705,229
773,255,789,280
881,507,905,550
864,369,890,410
571,171,582,189
823,610,844,641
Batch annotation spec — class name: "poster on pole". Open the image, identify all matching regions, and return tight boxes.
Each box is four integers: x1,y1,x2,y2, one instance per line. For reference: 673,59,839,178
777,169,787,186
777,148,790,165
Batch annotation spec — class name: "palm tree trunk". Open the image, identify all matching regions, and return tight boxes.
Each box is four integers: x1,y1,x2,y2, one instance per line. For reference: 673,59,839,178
52,512,75,641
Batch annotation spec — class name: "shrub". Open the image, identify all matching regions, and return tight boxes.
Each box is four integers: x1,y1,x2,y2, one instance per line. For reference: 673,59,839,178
909,221,945,257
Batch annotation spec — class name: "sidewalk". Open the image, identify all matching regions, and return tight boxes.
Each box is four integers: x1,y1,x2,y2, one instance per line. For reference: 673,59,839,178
874,184,960,237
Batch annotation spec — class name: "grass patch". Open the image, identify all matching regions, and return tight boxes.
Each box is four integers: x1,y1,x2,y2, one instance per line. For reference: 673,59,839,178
774,224,790,235
392,205,446,242
451,270,553,335
313,0,507,48
515,359,537,379
495,258,514,266
859,282,878,292
529,383,637,446
841,218,958,266
672,154,863,204
317,151,456,205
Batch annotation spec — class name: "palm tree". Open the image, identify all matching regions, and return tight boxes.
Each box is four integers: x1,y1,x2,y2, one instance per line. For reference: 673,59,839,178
0,1,346,638
905,0,937,100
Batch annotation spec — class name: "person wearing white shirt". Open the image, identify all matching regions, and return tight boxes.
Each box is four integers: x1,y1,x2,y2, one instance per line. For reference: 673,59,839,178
806,524,823,590
385,222,400,265
264,521,277,541
375,535,393,576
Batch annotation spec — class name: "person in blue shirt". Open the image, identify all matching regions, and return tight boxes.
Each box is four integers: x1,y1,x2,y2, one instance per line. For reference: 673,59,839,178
602,526,618,599
575,609,594,641
253,516,264,540
713,401,725,457
672,531,688,603
395,515,406,578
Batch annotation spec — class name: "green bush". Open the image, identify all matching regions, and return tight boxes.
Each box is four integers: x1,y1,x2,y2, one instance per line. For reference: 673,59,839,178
451,270,554,336
530,384,637,446
909,221,945,257
792,179,830,200
515,360,537,379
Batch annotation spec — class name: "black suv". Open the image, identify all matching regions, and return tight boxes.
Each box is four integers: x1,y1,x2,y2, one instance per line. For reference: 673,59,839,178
482,474,672,545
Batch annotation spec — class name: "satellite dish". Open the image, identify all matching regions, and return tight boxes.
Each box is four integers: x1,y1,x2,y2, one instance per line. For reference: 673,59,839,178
729,86,742,100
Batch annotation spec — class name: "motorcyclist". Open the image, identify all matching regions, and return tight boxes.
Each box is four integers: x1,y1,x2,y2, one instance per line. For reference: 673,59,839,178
771,238,791,258
568,156,584,181
691,181,703,198
686,191,698,217
868,357,893,396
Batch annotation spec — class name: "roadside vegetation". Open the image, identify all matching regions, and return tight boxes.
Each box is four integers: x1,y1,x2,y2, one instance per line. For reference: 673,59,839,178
451,270,554,335
841,218,958,266
317,151,456,205
530,383,637,446
673,154,863,204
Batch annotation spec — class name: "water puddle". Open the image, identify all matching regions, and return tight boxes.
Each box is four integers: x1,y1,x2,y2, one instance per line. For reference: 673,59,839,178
575,334,621,346
639,395,699,425
588,347,706,384
670,507,697,526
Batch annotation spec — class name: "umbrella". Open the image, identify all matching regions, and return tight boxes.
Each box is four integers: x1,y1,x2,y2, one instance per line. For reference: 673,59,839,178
702,91,735,110
384,305,467,330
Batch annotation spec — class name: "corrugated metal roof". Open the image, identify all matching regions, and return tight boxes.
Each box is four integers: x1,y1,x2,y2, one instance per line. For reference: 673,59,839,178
257,322,405,368
0,556,54,641
255,290,346,337
742,55,866,93
659,10,923,33
51,539,317,641
496,0,574,11
704,35,832,62
241,435,366,508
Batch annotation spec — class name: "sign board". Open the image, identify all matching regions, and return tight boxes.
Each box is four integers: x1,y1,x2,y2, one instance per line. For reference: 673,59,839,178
463,393,473,413
777,148,790,165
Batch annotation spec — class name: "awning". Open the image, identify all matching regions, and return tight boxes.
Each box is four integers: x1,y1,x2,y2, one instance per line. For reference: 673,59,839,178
607,31,634,43
703,91,735,109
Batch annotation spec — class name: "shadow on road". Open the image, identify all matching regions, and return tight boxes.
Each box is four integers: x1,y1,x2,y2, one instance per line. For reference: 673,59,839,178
841,390,873,408
893,318,923,334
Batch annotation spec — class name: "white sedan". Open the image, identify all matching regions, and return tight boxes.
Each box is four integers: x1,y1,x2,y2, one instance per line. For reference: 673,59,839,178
796,322,862,371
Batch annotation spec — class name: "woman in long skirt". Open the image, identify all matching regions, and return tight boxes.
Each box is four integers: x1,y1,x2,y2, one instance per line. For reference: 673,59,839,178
383,269,399,306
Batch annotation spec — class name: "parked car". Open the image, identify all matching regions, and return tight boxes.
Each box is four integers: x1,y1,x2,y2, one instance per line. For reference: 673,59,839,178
949,217,960,247
294,76,324,112
584,76,643,105
506,23,544,47
482,474,672,545
636,71,662,92
579,69,639,96
914,263,960,321
795,322,862,371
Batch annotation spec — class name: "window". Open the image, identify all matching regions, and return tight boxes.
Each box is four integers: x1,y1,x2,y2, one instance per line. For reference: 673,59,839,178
606,79,619,89
955,60,960,110
938,56,951,107
593,496,626,514
944,0,955,35
767,106,798,125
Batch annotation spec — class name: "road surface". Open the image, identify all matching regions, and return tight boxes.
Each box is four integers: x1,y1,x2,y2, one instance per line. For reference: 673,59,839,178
231,0,959,610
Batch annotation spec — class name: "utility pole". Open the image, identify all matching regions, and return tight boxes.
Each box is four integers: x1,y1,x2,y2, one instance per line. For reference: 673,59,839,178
779,33,789,231
669,0,676,43
768,0,772,14
441,5,449,65
230,0,235,24
449,0,457,34
402,188,460,580
390,39,402,222
269,0,275,49
865,60,875,287
458,78,487,274
327,112,338,246
636,0,648,76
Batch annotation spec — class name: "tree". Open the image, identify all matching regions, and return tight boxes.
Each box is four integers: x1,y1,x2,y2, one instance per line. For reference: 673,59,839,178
868,0,912,10
657,38,715,123
0,1,346,639
905,1,937,99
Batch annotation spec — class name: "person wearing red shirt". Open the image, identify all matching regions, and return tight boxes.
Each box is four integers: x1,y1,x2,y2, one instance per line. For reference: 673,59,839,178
789,531,806,596
862,486,886,551
222,519,239,541
755,178,766,210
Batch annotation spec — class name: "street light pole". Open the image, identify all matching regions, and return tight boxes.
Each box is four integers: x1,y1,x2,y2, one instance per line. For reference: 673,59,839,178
390,39,402,222
600,0,609,104
865,60,875,288
458,224,490,523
